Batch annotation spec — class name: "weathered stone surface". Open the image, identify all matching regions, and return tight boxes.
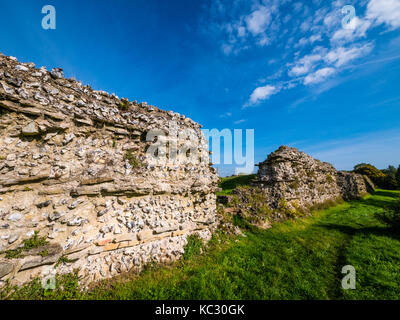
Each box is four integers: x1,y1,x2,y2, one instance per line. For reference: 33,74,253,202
20,255,59,271
7,213,23,222
0,53,217,288
21,121,39,136
0,261,14,279
154,225,179,234
137,229,153,241
25,243,62,257
253,146,374,211
80,176,114,185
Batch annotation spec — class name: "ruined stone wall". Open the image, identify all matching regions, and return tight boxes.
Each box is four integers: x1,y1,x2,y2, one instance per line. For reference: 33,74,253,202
0,53,218,287
254,146,373,210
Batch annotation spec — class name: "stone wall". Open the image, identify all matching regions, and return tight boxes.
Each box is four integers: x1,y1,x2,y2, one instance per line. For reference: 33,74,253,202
0,53,218,287
254,146,374,211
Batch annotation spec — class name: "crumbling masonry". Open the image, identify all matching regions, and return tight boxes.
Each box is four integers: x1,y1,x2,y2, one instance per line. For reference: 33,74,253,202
0,54,219,287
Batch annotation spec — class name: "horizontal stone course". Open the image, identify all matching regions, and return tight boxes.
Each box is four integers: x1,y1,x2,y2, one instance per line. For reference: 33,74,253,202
0,53,218,287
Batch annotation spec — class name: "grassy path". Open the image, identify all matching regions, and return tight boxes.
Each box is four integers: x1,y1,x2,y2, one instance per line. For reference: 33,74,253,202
84,190,400,300
5,190,400,300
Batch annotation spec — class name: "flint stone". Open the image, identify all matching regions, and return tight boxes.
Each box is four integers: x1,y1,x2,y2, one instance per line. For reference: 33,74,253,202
8,213,23,222
22,121,39,136
50,68,63,79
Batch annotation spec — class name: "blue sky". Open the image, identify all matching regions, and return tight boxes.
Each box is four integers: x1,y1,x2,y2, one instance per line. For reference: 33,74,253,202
1,0,400,176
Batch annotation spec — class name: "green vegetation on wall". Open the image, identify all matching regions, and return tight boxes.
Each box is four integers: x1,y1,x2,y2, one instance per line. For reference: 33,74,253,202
3,190,400,300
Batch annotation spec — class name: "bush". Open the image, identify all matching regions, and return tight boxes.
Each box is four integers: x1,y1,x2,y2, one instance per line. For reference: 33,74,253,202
353,163,386,188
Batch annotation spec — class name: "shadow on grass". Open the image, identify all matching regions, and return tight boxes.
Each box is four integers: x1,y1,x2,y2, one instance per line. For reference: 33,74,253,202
356,195,399,211
318,223,400,242
373,190,400,199
317,221,400,299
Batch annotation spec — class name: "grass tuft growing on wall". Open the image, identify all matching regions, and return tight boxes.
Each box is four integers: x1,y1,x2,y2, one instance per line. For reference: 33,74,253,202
3,190,400,300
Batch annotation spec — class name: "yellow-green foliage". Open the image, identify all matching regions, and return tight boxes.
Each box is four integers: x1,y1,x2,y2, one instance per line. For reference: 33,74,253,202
277,198,302,218
39,250,49,257
354,163,386,186
326,174,334,183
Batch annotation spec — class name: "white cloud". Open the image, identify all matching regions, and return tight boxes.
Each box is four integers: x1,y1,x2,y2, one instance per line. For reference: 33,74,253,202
283,14,292,24
258,34,271,46
245,6,272,35
331,17,372,43
297,37,308,47
309,34,323,43
289,42,374,87
313,7,329,24
205,0,400,105
221,43,233,55
219,112,232,118
234,119,246,124
237,26,246,37
245,85,279,107
295,34,323,48
323,11,340,29
300,18,312,32
289,53,323,76
366,0,400,30
304,67,336,85
293,2,303,13
324,43,374,67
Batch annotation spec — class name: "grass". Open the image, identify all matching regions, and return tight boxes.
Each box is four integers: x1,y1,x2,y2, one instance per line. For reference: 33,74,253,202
118,99,130,110
2,190,400,300
3,231,48,259
124,150,141,168
217,174,256,196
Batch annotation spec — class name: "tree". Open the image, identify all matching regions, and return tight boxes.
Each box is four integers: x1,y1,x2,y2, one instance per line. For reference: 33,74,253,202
382,175,398,190
396,165,400,189
382,165,397,178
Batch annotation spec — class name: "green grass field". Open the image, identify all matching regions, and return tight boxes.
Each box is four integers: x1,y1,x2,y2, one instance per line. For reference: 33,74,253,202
2,189,400,300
